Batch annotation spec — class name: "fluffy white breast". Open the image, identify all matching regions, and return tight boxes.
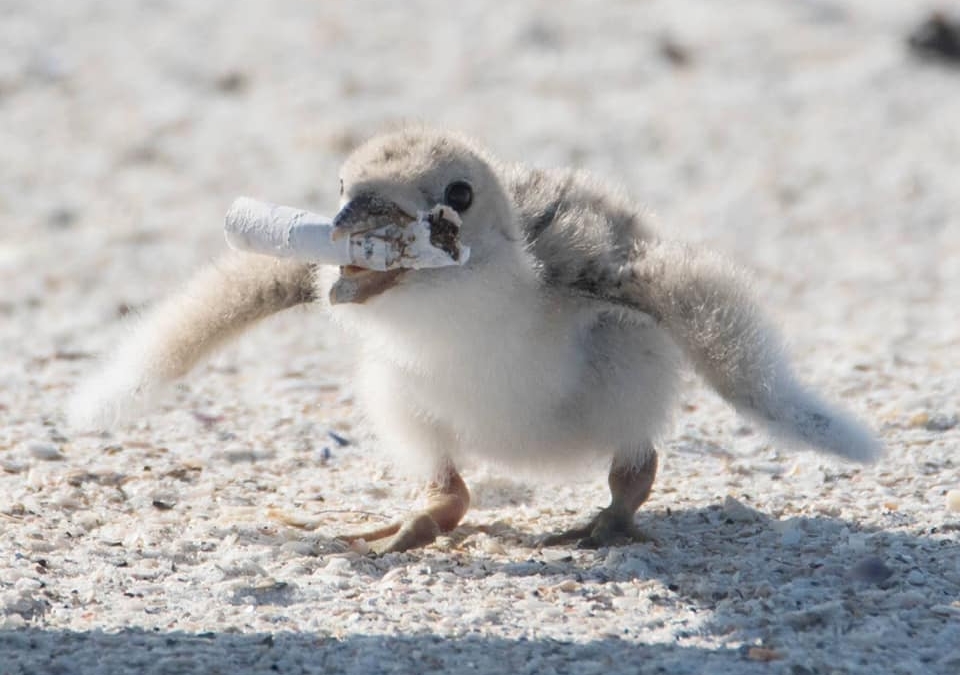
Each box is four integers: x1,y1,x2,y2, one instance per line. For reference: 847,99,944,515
318,249,682,470
322,258,601,453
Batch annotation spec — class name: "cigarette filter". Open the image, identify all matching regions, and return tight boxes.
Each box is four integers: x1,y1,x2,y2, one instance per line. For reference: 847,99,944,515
224,197,468,271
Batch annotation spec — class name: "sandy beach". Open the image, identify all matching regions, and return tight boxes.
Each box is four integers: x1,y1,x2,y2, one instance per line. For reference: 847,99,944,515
1,1,959,673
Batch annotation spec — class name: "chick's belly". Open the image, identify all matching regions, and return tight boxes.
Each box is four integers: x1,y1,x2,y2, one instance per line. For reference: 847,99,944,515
422,319,682,462
354,352,670,468
356,344,591,459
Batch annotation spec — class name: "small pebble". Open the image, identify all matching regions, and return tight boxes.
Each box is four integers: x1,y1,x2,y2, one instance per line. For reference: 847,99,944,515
1,459,27,474
908,11,960,63
723,495,758,523
746,647,783,662
214,70,249,94
434,535,455,551
53,493,83,509
845,533,869,553
280,540,318,557
323,557,353,575
2,613,26,629
221,448,263,463
27,442,64,461
15,578,42,592
541,548,574,563
481,537,507,555
348,539,371,555
896,590,927,609
926,413,958,432
850,556,893,584
780,525,803,547
784,600,844,630
151,499,176,511
618,556,650,578
946,490,960,512
380,567,406,584
47,206,77,230
554,579,580,593
658,35,692,67
906,569,926,586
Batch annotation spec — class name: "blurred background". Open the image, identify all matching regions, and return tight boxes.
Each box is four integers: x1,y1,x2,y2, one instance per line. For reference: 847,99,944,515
1,2,959,662
1,0,957,430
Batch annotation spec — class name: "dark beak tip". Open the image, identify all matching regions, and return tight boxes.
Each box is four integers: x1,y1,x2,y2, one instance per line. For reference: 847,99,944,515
331,203,357,229
333,193,414,233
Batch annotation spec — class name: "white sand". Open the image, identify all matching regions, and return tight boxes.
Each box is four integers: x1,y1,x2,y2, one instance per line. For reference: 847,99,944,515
1,1,958,673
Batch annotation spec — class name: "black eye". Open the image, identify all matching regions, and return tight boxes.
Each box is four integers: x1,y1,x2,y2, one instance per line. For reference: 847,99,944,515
339,179,344,196
443,180,473,212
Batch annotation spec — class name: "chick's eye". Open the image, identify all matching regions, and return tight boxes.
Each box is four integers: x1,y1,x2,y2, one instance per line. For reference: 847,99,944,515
443,180,473,212
339,179,344,196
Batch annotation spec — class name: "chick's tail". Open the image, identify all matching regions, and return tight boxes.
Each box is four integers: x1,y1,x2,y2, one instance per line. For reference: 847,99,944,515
68,253,315,429
613,240,881,463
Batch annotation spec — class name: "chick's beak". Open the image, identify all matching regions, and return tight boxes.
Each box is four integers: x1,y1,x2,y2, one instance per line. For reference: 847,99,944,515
329,193,414,305
331,193,416,240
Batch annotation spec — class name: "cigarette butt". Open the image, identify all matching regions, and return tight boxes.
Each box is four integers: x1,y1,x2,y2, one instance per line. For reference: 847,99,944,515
224,197,470,271
224,197,351,264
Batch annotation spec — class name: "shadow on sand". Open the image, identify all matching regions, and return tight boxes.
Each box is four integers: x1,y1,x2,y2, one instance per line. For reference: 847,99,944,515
3,504,958,674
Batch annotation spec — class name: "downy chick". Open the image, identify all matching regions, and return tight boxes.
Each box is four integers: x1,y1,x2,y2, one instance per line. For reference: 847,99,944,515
70,127,881,552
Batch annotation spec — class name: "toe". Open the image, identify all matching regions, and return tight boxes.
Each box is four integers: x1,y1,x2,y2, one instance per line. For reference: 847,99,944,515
541,508,649,549
578,514,646,549
538,524,593,548
372,512,441,554
564,508,645,549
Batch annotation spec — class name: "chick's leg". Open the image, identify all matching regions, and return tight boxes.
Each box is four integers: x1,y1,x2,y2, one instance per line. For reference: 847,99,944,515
542,445,658,548
341,464,470,554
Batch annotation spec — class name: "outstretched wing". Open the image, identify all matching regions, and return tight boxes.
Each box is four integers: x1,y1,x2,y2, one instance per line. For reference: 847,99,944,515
69,254,315,429
508,165,881,463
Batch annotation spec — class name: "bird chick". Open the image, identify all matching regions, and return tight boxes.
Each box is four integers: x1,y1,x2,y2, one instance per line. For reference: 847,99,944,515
70,127,881,553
